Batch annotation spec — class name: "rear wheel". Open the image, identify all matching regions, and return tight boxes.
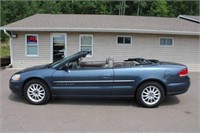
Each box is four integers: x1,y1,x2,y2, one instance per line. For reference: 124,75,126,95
24,79,50,105
136,82,165,108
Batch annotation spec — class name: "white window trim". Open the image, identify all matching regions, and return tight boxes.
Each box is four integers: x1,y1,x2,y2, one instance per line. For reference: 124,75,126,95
25,34,39,57
159,37,174,47
50,33,67,62
116,36,132,45
79,34,93,57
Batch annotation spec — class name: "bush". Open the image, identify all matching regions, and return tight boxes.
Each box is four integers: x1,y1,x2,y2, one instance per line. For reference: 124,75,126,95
0,43,10,57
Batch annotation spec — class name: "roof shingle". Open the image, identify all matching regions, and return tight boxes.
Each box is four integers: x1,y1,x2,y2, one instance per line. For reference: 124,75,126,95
1,14,200,35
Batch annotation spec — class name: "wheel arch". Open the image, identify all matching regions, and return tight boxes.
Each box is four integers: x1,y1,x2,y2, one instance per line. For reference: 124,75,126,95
135,79,167,96
22,77,52,96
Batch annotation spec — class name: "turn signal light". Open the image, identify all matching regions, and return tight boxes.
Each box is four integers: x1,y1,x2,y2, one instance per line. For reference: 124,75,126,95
178,68,188,77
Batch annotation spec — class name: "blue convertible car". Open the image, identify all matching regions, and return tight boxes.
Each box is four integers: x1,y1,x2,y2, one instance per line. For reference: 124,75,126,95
10,51,190,108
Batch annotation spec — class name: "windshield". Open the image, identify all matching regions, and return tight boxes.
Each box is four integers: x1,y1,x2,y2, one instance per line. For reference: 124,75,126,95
48,57,70,69
48,51,90,69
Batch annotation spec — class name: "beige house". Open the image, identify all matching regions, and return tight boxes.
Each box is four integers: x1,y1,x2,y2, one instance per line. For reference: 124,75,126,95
1,14,200,71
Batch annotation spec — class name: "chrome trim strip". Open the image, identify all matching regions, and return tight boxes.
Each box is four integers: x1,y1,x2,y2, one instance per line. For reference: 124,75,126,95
54,80,113,83
53,80,135,83
115,80,135,83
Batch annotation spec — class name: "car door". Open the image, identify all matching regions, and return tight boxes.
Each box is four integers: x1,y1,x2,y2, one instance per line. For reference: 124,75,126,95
52,68,114,96
112,67,136,96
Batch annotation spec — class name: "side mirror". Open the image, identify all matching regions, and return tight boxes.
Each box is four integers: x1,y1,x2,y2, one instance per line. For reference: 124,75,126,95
63,63,72,72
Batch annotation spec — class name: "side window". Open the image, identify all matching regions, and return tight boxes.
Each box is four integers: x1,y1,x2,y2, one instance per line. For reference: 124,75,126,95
25,34,39,56
160,37,173,46
80,35,93,57
117,36,132,45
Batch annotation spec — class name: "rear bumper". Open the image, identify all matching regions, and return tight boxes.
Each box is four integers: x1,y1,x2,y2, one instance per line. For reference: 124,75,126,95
166,79,190,95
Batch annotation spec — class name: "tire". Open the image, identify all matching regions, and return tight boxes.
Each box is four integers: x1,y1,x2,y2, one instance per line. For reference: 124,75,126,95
136,81,165,108
24,79,50,105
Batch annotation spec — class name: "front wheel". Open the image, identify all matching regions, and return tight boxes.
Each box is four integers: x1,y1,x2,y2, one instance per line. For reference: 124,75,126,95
24,79,50,105
136,82,165,108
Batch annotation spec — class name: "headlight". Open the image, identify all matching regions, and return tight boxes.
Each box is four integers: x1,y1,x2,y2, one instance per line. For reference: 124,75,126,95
11,74,21,81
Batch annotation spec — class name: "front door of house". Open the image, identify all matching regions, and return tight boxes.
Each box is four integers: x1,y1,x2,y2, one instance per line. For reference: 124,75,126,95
52,33,67,62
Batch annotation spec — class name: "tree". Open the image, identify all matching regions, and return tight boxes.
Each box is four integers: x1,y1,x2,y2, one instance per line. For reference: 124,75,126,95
114,0,129,15
135,1,148,16
149,0,169,17
1,1,31,42
168,1,200,17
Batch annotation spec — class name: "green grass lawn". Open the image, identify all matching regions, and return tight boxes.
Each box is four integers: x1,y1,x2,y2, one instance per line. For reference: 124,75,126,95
0,43,10,57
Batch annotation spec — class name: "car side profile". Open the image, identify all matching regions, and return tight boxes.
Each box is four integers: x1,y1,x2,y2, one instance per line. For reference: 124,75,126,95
10,51,190,108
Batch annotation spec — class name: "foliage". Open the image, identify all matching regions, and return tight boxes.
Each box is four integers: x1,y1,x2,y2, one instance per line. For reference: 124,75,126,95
150,0,169,17
0,0,199,42
0,43,10,57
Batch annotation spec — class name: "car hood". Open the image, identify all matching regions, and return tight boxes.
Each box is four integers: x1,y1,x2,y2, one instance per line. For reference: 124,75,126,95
17,64,49,73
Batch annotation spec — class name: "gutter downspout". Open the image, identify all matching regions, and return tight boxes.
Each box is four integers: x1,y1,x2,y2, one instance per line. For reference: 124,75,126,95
3,29,10,37
3,29,13,67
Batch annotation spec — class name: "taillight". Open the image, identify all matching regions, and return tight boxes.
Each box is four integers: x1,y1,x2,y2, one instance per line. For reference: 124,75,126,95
178,68,188,77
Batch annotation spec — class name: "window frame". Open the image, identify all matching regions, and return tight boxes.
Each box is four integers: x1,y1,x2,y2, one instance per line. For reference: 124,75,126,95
116,36,132,45
25,34,39,57
159,37,174,47
79,34,93,57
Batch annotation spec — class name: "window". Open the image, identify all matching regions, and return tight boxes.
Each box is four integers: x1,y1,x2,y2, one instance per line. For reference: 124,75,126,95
80,35,93,57
117,36,132,45
25,34,39,56
160,37,173,46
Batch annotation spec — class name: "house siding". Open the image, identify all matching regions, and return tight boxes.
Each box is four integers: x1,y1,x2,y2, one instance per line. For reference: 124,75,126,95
12,32,199,71
12,32,51,68
155,35,200,71
78,33,199,71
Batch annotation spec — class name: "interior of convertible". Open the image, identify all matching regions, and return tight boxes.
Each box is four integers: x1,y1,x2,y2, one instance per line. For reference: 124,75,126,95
68,57,135,69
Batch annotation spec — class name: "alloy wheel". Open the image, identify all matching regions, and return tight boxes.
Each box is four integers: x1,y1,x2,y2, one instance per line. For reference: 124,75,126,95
141,85,161,105
27,83,45,103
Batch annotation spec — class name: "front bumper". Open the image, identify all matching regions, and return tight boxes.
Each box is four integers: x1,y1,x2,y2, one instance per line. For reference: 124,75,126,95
9,80,23,95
